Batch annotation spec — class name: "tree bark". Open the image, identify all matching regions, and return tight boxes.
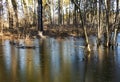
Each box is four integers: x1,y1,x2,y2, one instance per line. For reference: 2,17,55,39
97,0,103,46
58,0,62,25
38,0,43,31
105,0,110,47
6,0,13,29
11,0,18,28
73,0,91,52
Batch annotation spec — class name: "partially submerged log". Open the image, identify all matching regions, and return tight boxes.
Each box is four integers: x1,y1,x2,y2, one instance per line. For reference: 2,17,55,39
16,45,36,49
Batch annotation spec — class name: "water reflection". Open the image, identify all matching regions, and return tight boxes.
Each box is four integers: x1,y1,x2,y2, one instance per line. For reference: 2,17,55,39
3,40,12,72
0,37,120,82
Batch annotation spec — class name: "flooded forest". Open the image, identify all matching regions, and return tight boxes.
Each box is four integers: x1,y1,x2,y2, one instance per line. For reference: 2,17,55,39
0,0,120,82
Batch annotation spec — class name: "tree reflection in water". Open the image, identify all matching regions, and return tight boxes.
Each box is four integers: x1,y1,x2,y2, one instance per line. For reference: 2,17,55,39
0,37,120,82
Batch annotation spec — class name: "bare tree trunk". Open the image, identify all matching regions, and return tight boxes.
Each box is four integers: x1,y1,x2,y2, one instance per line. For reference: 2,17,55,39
97,0,103,46
73,0,91,52
51,0,54,24
112,0,119,46
38,0,43,31
105,0,110,47
73,2,77,25
84,26,91,52
52,0,55,25
46,0,53,24
22,0,29,27
115,0,119,23
11,0,18,28
6,0,13,29
62,0,64,25
33,0,37,28
0,1,3,31
58,0,62,25
68,0,70,24
113,28,117,45
62,10,64,25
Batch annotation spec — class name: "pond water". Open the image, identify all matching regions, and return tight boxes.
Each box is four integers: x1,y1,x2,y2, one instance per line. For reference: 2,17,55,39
0,36,120,82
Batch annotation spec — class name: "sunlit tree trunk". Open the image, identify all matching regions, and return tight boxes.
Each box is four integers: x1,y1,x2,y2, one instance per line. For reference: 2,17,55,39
22,0,29,27
52,0,55,25
66,0,71,25
112,0,119,46
62,0,64,25
105,0,110,47
97,0,103,46
30,0,35,27
6,0,13,29
58,0,60,25
33,0,38,27
50,0,54,24
68,0,71,24
46,0,53,24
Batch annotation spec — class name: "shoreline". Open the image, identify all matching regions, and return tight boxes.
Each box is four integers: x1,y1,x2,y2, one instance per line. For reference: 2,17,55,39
0,24,119,40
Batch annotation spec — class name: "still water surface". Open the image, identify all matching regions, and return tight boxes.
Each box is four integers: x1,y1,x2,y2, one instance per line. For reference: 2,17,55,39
0,36,120,82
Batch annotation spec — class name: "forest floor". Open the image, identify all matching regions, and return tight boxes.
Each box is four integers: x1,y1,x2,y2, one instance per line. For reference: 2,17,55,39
0,24,116,40
43,24,97,38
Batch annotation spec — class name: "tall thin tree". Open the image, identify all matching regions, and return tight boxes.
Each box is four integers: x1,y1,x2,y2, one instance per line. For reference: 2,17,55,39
11,0,18,28
38,0,43,31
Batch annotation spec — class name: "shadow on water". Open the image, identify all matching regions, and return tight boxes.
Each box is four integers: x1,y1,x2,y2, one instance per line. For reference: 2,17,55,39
0,35,120,82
